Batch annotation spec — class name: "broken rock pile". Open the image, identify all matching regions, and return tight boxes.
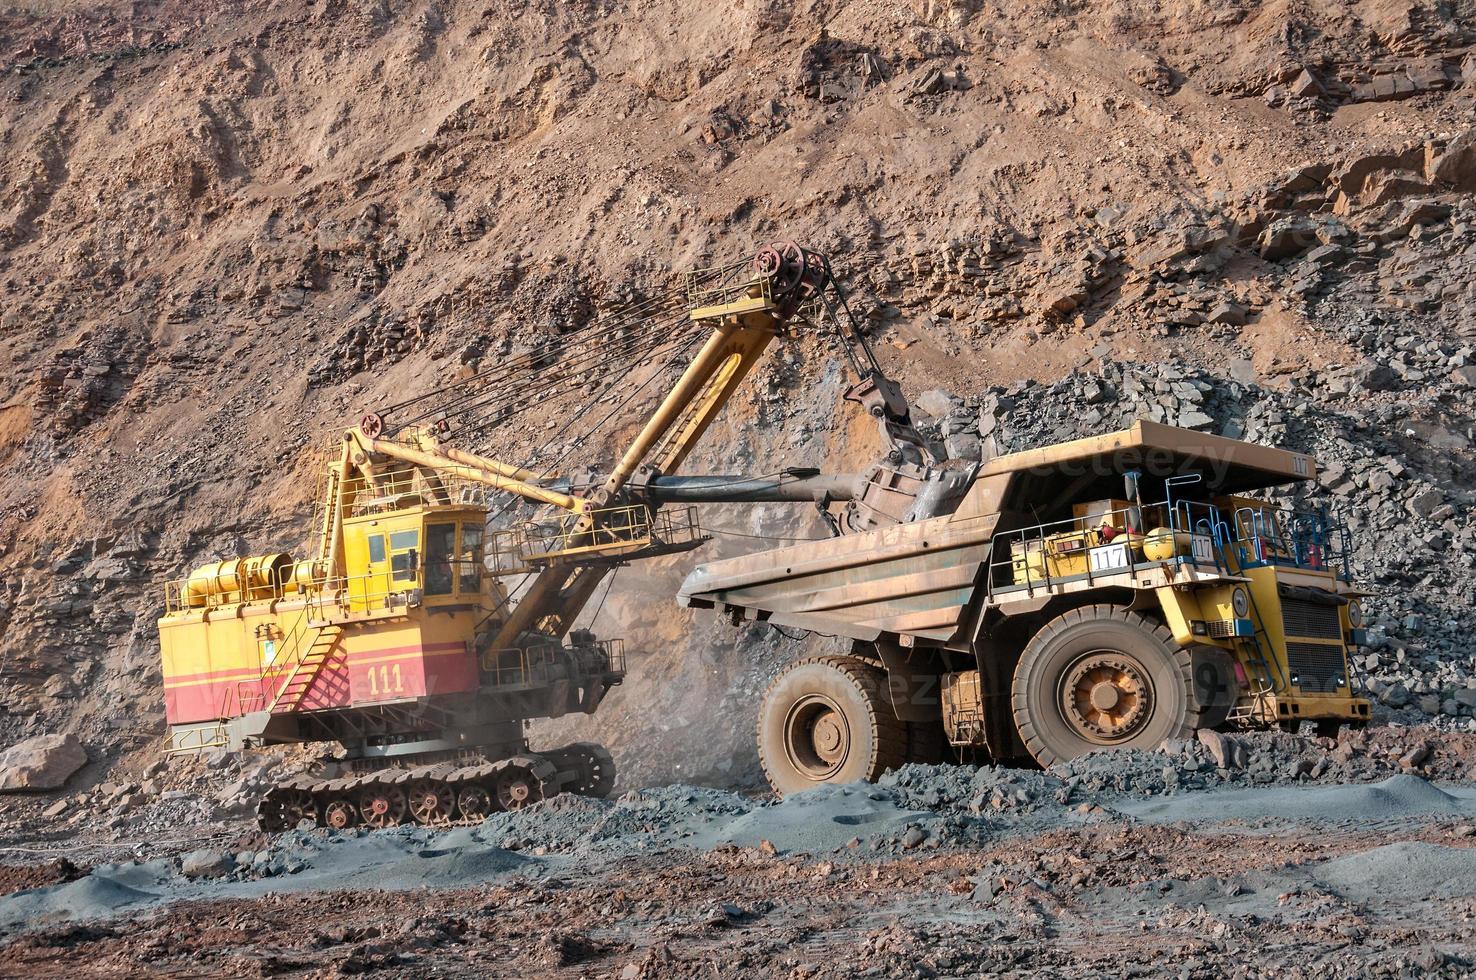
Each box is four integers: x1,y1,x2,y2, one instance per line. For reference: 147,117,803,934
881,727,1476,818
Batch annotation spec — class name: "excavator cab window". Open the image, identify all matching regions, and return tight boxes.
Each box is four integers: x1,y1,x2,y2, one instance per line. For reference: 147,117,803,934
459,524,483,594
425,523,455,596
367,534,386,564
389,529,419,582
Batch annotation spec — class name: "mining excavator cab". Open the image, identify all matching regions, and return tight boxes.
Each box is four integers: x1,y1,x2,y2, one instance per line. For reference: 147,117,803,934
340,504,488,613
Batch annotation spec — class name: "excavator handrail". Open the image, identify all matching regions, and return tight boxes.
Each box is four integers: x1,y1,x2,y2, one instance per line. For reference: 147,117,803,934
486,504,705,574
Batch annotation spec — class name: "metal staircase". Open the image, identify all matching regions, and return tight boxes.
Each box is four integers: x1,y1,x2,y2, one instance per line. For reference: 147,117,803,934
262,620,343,714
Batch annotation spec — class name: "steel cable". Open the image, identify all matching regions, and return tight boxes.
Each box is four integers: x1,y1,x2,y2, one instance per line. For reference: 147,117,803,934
378,288,689,418
443,314,703,438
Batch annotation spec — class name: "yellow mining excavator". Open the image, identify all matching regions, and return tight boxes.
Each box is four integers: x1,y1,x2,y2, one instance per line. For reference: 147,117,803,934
159,243,962,829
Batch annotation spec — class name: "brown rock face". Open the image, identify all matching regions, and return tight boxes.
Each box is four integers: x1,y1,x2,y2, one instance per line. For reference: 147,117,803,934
0,0,1473,789
0,734,88,792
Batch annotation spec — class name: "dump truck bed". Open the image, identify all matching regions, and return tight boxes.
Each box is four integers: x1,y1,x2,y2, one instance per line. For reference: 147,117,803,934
677,420,1318,643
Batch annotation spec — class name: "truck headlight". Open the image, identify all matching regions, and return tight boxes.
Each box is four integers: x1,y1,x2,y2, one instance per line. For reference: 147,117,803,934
1347,600,1363,627
1232,587,1250,618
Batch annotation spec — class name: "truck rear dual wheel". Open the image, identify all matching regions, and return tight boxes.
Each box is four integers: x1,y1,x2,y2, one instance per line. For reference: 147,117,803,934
1012,605,1199,767
758,656,908,797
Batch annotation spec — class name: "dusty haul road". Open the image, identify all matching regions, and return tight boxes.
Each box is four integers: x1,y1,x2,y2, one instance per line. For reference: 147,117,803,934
2,727,1475,978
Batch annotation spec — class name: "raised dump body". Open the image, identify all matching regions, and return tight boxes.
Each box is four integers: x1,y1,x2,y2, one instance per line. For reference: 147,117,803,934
680,420,1372,793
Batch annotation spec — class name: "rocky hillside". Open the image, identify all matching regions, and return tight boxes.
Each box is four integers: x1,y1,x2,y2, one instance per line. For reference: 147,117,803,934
1,0,1473,788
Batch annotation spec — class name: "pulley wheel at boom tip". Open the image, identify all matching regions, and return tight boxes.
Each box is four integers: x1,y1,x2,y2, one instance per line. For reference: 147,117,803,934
768,241,809,299
803,249,828,289
754,245,784,279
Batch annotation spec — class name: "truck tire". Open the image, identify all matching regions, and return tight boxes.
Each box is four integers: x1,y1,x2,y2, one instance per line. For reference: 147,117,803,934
905,720,948,764
758,656,908,796
1011,605,1198,768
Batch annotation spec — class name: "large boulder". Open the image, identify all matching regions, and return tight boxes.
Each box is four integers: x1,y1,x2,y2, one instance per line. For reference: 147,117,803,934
180,849,233,878
1257,216,1319,261
1430,132,1476,192
0,734,88,792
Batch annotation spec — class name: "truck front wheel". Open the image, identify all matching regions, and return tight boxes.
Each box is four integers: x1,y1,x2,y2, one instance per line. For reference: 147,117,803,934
758,656,908,796
1012,605,1198,767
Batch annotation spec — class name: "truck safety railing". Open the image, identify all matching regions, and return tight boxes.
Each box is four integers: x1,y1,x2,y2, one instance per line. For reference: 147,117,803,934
487,504,703,574
1228,503,1352,581
987,498,1202,598
479,638,626,687
987,493,1354,599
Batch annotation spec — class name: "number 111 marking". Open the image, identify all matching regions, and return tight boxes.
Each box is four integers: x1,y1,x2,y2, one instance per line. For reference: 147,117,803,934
366,663,405,696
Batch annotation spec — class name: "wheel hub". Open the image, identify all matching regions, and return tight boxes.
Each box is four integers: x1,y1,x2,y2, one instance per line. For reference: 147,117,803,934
281,790,317,827
1062,652,1152,743
324,799,355,830
407,780,454,825
783,695,851,781
1089,682,1120,712
359,786,406,828
457,785,492,821
812,710,845,761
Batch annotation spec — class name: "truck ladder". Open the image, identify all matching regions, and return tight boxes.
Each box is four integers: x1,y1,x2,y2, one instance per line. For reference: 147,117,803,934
1211,532,1283,724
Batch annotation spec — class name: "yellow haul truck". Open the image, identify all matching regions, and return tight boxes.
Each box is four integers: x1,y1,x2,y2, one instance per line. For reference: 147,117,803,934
679,421,1373,794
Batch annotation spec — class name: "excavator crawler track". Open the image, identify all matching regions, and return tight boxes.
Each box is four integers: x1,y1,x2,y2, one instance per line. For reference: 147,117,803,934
256,743,618,832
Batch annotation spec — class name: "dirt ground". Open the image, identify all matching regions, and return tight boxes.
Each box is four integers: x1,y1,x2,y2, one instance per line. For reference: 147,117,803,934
5,728,1476,977
3,804,1474,977
2,0,1473,790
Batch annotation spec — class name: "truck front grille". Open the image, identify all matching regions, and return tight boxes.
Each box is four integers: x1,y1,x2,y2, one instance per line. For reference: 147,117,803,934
1282,599,1342,640
1285,641,1347,693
